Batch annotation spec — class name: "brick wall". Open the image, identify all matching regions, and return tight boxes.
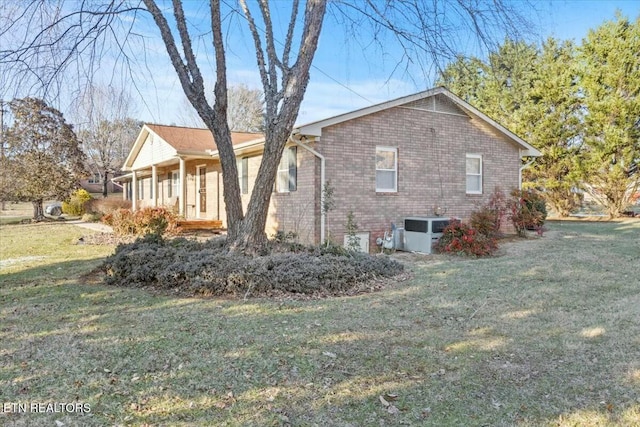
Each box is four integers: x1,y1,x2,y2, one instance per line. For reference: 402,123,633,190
268,145,319,244
132,96,521,248
311,105,520,250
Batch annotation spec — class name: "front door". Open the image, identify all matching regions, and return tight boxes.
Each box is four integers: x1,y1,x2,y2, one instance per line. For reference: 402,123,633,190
196,166,207,218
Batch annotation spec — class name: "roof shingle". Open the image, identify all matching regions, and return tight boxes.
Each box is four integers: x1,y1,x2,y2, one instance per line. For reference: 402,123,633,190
146,124,263,152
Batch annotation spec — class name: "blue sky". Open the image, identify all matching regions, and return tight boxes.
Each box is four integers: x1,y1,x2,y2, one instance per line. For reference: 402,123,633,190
58,0,640,127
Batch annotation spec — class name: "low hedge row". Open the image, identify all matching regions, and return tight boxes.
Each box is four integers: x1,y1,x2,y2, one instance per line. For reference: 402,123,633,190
101,235,404,297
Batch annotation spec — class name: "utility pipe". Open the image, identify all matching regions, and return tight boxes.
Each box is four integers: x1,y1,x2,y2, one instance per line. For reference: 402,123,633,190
290,136,326,243
519,150,536,190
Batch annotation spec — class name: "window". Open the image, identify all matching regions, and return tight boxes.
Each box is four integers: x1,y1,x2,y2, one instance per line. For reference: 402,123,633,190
88,172,101,184
376,147,397,192
276,147,297,193
466,154,482,194
171,170,180,198
237,157,249,195
137,178,144,200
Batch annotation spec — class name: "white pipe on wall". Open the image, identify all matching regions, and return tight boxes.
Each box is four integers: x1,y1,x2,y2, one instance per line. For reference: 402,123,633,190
290,136,326,243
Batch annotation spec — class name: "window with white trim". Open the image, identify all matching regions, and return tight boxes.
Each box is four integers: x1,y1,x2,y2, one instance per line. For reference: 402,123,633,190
237,157,249,195
137,178,144,200
276,147,297,193
171,170,179,198
466,154,483,194
375,147,398,192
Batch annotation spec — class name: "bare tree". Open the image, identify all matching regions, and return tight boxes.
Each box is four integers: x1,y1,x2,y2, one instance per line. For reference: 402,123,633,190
73,85,140,197
227,84,264,132
1,0,536,251
175,83,264,132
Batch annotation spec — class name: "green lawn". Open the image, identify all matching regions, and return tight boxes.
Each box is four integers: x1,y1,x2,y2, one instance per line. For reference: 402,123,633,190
1,221,639,426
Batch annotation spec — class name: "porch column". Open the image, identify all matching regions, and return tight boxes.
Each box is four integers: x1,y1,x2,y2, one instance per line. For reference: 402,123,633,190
151,165,158,207
179,157,186,216
122,182,127,201
131,170,138,211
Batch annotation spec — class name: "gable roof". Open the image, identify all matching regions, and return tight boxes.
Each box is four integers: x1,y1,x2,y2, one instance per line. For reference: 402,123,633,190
123,123,264,170
146,124,261,152
294,86,542,157
123,86,540,172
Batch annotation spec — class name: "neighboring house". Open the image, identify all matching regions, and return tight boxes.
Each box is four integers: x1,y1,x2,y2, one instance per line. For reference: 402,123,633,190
80,170,122,195
117,87,541,249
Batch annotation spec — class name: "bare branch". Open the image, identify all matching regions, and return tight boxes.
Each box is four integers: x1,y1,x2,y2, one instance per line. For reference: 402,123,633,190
282,0,299,68
239,0,273,115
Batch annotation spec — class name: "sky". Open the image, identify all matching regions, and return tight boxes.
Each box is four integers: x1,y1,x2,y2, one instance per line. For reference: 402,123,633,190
133,0,640,127
3,0,639,127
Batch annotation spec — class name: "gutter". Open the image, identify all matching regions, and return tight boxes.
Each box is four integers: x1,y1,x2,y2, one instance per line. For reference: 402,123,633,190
290,135,326,243
207,137,266,158
519,151,536,189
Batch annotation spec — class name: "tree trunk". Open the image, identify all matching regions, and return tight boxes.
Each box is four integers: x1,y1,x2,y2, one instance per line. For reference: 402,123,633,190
228,129,291,252
32,200,44,221
144,0,326,254
102,170,109,198
226,0,327,254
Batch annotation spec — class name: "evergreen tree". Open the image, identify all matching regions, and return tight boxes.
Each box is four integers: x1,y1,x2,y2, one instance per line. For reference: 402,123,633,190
521,38,583,216
480,39,539,137
440,38,585,216
577,14,640,217
438,56,487,107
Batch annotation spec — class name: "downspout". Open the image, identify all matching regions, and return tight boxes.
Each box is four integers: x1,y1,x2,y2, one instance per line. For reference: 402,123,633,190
519,150,536,190
290,136,326,243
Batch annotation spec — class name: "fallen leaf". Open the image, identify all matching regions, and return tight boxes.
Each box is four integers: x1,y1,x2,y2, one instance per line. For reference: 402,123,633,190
384,393,398,401
55,421,65,427
322,351,337,358
379,395,390,407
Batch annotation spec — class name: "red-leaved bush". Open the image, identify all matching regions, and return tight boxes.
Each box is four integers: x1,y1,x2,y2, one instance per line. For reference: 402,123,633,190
470,188,508,238
435,220,498,257
508,189,547,236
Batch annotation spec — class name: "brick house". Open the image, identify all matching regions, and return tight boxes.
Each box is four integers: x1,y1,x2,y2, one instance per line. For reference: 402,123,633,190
118,87,541,249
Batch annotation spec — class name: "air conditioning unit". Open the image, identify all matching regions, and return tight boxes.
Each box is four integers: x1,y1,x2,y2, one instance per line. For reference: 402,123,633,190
402,217,452,254
393,227,405,251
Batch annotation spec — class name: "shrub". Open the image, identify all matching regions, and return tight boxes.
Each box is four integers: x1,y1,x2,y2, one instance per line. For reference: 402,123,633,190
81,212,102,222
509,189,547,236
435,220,498,257
469,188,508,238
85,198,132,216
344,210,361,252
101,236,404,297
62,189,92,216
102,207,180,237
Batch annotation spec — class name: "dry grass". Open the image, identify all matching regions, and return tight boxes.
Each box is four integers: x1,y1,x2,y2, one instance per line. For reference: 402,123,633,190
0,220,639,426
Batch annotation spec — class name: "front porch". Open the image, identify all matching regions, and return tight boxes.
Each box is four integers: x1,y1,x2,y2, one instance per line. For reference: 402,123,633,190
116,124,265,225
118,158,224,222
177,219,224,232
